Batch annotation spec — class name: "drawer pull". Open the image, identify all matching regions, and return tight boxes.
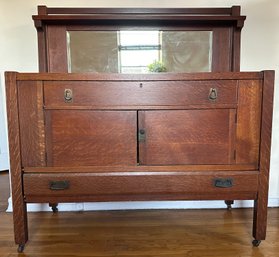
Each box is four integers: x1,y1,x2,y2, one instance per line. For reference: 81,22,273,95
49,180,70,190
64,89,73,103
213,178,233,188
208,88,218,101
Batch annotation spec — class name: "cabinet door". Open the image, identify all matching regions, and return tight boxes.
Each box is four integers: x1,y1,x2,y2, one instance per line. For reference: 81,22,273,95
45,110,137,166
138,109,236,165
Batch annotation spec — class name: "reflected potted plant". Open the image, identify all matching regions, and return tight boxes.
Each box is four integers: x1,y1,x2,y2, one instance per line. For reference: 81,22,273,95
147,60,167,72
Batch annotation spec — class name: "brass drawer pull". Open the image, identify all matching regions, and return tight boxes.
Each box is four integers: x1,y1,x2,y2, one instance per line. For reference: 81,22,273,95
49,180,70,190
208,88,218,101
64,89,73,103
213,178,233,188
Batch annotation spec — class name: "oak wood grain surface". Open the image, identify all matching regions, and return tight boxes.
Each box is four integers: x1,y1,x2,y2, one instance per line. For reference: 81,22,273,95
23,171,258,199
5,72,28,246
236,80,262,166
139,109,236,165
46,26,67,72
23,164,258,173
0,208,279,256
43,80,237,107
37,6,238,15
16,72,263,81
18,81,46,167
45,111,137,166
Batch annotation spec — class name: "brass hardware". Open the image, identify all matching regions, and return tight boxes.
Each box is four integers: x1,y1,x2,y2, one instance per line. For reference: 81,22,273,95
64,89,73,103
208,88,217,101
213,178,233,188
138,128,146,142
49,180,70,190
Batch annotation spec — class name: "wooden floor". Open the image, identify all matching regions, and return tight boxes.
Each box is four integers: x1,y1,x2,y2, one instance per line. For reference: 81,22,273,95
0,208,279,256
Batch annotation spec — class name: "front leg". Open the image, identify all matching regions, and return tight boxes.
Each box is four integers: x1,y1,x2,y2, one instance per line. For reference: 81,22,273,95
252,70,274,246
252,195,268,246
6,72,29,252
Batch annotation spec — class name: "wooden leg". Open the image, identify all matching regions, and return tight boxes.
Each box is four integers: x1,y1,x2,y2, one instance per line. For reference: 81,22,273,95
12,192,28,251
6,72,29,251
252,196,268,245
225,200,234,210
251,70,275,246
49,203,59,213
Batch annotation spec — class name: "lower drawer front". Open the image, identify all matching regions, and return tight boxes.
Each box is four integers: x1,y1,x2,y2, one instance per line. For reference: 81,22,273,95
23,172,258,201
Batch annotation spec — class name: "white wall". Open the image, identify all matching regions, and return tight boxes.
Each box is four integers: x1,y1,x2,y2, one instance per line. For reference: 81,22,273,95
1,0,279,211
0,81,9,170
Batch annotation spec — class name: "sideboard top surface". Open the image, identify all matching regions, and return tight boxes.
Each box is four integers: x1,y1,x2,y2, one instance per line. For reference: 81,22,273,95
7,71,266,82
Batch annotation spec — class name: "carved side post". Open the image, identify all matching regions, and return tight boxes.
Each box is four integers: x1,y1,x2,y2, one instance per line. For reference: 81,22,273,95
5,72,28,252
252,70,275,246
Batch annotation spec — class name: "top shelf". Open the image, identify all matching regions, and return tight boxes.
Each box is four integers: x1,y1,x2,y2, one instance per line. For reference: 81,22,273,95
33,6,246,28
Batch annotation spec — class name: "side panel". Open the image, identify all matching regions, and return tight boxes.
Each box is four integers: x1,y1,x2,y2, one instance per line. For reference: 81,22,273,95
18,81,46,167
235,80,262,167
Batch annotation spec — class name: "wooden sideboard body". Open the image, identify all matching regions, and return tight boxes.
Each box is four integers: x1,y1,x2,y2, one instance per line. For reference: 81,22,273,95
5,71,274,249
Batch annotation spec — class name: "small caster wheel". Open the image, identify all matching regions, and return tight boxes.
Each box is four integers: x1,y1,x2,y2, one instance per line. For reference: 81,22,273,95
225,200,234,210
49,203,58,213
17,244,25,253
52,205,58,213
252,239,261,247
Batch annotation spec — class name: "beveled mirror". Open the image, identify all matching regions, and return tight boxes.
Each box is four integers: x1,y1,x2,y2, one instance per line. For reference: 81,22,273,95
67,30,213,73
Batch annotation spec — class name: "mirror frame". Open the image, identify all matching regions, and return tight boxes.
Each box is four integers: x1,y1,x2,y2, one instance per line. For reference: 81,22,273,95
33,6,246,73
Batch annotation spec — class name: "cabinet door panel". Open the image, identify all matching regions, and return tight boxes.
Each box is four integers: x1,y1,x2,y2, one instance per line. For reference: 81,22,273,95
139,109,236,165
45,111,137,166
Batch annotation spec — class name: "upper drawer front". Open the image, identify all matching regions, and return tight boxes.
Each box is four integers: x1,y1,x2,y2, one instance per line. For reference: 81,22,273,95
44,80,237,108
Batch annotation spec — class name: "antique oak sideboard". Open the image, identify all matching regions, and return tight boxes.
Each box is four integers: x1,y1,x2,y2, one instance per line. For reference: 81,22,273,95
5,71,274,251
5,6,275,252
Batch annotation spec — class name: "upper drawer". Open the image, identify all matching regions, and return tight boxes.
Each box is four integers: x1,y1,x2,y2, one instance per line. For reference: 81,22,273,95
44,80,237,108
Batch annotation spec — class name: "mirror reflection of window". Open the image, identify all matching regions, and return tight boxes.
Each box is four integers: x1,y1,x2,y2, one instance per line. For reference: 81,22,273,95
67,31,212,73
119,31,161,73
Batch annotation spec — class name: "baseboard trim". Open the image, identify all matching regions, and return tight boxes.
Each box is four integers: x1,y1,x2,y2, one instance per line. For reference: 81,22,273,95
6,197,279,212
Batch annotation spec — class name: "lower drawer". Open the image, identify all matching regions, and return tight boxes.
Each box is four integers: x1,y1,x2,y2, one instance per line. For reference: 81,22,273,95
23,172,258,202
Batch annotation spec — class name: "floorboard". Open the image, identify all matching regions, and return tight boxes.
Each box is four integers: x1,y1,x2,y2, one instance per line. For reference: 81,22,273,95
0,208,279,256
